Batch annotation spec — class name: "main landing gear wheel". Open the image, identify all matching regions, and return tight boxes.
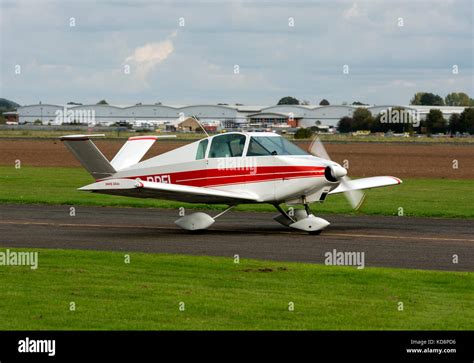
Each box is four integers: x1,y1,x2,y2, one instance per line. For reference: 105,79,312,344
174,206,235,231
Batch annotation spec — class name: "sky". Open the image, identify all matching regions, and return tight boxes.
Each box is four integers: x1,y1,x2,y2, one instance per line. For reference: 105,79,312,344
1,0,473,106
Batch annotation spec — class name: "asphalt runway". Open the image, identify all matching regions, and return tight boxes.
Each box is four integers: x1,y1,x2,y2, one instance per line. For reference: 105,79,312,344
0,204,472,271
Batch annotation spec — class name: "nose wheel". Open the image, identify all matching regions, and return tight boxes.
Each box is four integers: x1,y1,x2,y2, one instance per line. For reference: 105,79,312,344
273,200,330,234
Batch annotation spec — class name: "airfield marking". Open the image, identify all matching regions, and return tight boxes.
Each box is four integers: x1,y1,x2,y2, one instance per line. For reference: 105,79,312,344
323,232,474,243
1,220,473,243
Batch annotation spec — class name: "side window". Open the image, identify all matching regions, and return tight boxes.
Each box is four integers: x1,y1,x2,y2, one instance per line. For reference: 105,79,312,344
247,137,272,156
196,139,208,160
209,134,246,158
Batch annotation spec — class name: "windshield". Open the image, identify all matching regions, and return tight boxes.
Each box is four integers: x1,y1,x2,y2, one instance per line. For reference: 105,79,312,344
247,136,309,156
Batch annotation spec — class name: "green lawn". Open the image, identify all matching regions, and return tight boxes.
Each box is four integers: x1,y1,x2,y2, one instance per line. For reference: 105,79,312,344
0,166,473,218
0,248,472,330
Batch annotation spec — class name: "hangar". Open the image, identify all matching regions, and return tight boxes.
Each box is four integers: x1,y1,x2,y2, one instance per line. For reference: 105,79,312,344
14,103,466,129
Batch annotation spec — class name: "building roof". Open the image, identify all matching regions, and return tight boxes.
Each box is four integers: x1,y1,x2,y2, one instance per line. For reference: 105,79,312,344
16,103,469,117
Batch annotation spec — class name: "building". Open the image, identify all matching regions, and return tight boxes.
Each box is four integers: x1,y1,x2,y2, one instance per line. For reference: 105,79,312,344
2,111,19,124
166,117,202,132
13,103,468,129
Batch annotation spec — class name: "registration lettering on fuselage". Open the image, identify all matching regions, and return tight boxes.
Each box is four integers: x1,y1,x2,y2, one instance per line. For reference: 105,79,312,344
145,175,171,184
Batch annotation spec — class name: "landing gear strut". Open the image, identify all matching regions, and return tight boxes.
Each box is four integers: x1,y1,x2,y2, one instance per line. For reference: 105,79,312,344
175,205,235,231
273,198,330,234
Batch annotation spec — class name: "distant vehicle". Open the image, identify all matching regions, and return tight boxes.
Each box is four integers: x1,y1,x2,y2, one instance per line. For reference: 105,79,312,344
61,132,402,234
351,130,371,136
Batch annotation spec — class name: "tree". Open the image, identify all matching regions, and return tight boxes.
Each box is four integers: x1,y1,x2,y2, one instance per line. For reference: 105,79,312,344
337,116,354,133
352,108,374,130
458,107,474,134
423,109,447,134
448,114,461,134
410,92,424,105
445,92,470,106
97,99,108,105
352,101,368,105
410,92,444,106
422,93,444,106
277,96,299,105
373,107,414,133
0,98,20,113
319,99,330,105
294,128,313,139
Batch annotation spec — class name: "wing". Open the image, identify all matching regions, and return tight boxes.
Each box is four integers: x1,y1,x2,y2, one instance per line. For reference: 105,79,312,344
329,176,402,194
79,178,260,204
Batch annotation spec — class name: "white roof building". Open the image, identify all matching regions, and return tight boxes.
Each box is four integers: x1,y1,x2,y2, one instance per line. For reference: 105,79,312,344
14,103,469,128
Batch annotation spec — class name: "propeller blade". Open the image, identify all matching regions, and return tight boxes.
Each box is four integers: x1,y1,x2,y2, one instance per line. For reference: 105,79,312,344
309,137,331,160
309,136,365,210
340,176,366,210
309,137,365,210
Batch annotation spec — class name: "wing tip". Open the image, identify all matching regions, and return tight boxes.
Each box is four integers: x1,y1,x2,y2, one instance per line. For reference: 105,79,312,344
389,176,403,184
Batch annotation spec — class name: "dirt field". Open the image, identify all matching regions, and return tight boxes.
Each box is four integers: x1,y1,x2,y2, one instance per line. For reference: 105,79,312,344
0,139,473,179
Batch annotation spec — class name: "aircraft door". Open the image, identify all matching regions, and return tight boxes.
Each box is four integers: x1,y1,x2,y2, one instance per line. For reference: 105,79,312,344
207,133,248,192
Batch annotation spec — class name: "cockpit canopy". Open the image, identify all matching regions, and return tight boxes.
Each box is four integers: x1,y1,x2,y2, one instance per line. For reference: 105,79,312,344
196,132,309,160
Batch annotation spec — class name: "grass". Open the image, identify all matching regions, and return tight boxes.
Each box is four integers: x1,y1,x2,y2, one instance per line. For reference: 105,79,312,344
0,248,472,330
0,166,473,218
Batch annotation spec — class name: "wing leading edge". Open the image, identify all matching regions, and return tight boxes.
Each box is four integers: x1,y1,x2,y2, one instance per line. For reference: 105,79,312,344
329,176,402,194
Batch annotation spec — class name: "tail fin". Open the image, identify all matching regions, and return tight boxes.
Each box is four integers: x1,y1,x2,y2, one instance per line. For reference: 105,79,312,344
60,134,116,180
61,134,158,180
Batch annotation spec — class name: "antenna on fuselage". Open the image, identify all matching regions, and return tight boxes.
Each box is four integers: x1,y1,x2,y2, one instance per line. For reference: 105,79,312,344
191,115,209,137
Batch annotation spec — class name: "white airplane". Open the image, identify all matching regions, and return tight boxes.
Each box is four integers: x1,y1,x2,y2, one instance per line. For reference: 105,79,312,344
61,132,402,234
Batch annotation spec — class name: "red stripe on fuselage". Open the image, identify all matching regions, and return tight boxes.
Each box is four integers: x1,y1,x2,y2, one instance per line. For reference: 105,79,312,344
124,165,325,187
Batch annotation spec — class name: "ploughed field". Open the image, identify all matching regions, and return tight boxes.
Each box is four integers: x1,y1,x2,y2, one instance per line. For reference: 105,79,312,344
0,139,473,179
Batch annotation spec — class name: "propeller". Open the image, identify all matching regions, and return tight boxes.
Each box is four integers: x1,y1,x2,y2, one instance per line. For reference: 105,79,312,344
308,137,365,210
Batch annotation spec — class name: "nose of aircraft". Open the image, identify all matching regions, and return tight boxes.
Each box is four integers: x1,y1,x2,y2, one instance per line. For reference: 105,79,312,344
330,163,347,178
323,162,347,182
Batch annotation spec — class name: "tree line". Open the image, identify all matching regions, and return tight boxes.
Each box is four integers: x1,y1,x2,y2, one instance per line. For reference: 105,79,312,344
336,107,474,134
410,92,474,106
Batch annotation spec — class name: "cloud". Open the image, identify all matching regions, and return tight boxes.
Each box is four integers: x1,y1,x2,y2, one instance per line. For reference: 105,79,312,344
343,2,360,19
1,0,472,105
391,80,417,88
124,33,175,85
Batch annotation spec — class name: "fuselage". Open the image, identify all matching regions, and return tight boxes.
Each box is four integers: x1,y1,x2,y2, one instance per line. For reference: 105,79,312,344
105,132,343,204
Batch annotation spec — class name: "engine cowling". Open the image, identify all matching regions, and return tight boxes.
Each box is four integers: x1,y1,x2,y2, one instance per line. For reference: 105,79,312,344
324,164,347,182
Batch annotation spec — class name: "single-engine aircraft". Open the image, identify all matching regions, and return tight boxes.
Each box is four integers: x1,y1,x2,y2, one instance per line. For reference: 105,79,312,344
61,132,402,234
